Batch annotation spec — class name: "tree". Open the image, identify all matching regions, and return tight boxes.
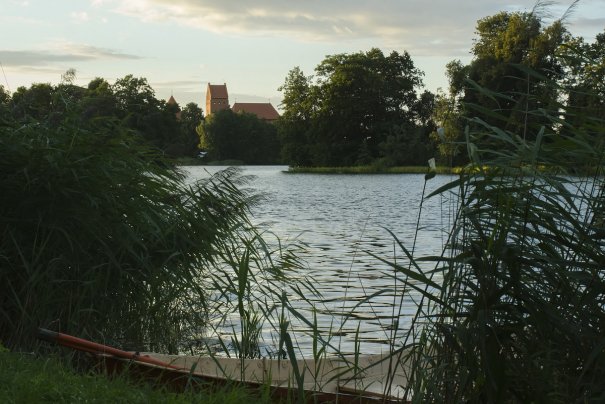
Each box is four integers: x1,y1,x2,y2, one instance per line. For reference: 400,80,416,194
378,123,432,166
171,102,204,157
278,66,314,122
414,90,437,129
0,84,10,105
430,90,465,164
139,105,181,153
375,90,436,167
5,73,202,158
81,77,116,119
0,85,10,119
278,48,426,166
445,59,470,98
277,67,314,166
11,83,54,121
112,75,159,118
463,11,569,137
199,110,280,164
111,75,182,154
314,48,423,165
430,60,469,164
562,30,605,130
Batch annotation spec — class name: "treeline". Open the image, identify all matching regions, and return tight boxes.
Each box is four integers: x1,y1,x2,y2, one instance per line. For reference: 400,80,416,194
199,110,281,164
277,10,604,168
277,49,435,167
0,71,203,158
1,10,602,167
197,48,436,167
431,12,605,166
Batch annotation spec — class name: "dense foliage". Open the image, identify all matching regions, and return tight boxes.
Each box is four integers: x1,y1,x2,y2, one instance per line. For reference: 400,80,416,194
562,31,605,129
0,100,256,352
398,36,605,403
431,9,605,165
6,72,203,158
278,49,436,167
198,109,281,164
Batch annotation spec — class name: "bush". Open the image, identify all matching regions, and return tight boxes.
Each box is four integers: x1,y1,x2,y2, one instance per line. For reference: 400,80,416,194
0,112,256,352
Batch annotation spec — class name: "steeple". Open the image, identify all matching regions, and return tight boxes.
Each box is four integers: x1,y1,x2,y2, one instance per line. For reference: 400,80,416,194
166,95,181,120
206,83,230,116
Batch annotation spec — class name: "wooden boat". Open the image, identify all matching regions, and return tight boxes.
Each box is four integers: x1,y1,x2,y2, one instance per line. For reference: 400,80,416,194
38,328,410,403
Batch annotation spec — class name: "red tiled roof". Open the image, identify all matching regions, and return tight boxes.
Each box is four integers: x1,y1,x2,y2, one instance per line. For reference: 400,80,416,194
207,84,228,99
232,102,279,121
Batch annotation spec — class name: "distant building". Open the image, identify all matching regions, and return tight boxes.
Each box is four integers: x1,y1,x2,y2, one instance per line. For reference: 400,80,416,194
206,83,229,116
232,102,280,122
167,95,182,120
205,83,280,122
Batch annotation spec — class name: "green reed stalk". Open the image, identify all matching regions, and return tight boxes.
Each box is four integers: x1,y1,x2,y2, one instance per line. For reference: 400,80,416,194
400,60,605,402
0,105,257,353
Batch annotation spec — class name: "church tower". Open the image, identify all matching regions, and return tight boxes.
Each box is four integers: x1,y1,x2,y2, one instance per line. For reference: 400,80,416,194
206,83,229,116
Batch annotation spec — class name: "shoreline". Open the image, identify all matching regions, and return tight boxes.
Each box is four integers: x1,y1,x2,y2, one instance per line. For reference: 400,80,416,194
284,165,458,174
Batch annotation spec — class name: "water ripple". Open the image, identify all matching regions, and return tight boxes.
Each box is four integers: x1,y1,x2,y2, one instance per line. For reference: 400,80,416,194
185,166,457,356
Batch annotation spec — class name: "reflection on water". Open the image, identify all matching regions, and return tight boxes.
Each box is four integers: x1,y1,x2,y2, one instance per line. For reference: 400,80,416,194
185,165,459,356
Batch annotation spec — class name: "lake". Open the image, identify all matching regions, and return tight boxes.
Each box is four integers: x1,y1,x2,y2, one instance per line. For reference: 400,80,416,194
184,165,459,357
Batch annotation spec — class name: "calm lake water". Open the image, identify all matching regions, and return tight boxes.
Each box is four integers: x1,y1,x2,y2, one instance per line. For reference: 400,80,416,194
185,165,459,357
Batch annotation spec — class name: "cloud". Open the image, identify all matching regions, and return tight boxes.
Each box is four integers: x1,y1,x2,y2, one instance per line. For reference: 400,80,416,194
110,0,552,56
6,65,66,76
0,45,143,67
59,43,143,60
152,79,205,89
571,16,605,30
0,50,90,66
70,11,90,23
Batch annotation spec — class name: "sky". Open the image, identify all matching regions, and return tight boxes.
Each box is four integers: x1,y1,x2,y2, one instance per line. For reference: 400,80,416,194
1,0,604,112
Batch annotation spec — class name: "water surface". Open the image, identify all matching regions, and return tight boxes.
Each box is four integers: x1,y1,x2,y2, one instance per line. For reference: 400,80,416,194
185,166,458,356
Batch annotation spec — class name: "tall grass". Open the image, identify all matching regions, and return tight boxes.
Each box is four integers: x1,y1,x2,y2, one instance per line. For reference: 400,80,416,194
397,61,605,401
0,108,258,353
199,229,303,360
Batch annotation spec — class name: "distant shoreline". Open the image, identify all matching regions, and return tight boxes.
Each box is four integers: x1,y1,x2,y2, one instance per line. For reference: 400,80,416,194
285,166,457,174
172,160,460,174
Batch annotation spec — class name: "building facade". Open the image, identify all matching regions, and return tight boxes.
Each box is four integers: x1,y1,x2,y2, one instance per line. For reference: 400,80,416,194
206,83,280,122
205,83,230,116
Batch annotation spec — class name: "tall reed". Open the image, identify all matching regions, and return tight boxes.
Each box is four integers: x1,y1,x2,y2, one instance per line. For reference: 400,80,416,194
0,108,257,353
399,58,605,402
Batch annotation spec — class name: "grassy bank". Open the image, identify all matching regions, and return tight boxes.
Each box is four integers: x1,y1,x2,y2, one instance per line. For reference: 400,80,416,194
285,165,458,174
0,351,266,403
172,158,247,166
